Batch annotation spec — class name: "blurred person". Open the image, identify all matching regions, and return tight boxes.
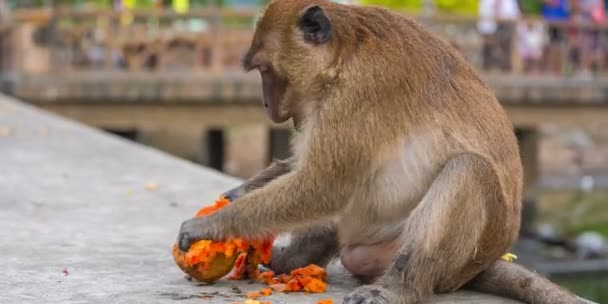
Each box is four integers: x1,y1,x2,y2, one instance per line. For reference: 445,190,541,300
542,0,570,74
0,0,9,27
603,6,608,70
570,0,605,76
478,0,522,72
568,0,605,78
517,19,546,73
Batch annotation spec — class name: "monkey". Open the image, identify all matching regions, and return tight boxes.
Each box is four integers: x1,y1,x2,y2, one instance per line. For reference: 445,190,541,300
177,1,588,303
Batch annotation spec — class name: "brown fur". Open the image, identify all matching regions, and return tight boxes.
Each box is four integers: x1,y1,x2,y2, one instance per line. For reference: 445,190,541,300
178,1,586,303
468,260,588,304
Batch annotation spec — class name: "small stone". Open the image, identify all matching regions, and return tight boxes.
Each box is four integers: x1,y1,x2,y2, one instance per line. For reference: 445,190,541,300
145,182,159,191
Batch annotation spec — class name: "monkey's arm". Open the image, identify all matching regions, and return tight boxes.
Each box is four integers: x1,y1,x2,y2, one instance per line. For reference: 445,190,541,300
222,156,295,200
178,124,366,251
178,167,347,250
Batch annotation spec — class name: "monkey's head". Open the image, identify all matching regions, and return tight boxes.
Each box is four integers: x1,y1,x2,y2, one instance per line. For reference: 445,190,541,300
242,0,337,123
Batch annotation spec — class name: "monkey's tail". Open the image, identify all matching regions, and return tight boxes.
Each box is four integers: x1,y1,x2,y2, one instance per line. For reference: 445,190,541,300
466,259,595,304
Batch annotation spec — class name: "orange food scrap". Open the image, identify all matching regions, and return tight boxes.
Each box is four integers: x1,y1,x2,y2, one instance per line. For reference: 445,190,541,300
279,274,293,283
232,264,330,304
255,264,329,295
259,271,275,282
260,288,273,296
194,196,230,216
240,301,271,304
303,278,327,293
257,271,281,285
145,182,159,191
269,283,287,292
247,292,262,299
294,274,312,287
285,278,303,292
291,264,327,281
228,253,248,280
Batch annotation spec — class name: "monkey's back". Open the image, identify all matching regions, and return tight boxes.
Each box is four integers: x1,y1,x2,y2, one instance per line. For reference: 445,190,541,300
329,3,523,208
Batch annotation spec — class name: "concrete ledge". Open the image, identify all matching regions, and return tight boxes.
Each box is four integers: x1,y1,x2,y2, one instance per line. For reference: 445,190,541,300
0,93,525,303
10,72,608,105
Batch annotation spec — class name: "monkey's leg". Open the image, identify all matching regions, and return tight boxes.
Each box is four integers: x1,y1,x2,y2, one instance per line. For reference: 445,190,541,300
270,223,339,274
222,156,294,200
343,154,518,304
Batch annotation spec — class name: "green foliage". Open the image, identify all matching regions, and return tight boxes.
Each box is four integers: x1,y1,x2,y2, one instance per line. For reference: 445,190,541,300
434,0,478,15
359,0,423,12
538,190,608,238
519,0,543,15
553,274,608,303
360,0,478,15
7,0,47,8
572,222,608,238
58,0,112,8
190,0,213,7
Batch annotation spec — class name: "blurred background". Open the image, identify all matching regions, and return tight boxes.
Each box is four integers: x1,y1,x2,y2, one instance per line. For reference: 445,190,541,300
0,0,607,302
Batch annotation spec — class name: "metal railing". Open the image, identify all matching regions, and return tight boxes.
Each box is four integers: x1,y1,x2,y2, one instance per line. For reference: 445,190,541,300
1,8,608,78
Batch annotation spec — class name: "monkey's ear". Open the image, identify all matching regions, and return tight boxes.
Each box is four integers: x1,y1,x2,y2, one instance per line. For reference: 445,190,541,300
298,5,332,44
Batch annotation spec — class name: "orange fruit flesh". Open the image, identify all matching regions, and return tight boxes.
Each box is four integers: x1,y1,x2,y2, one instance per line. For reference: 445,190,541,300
172,197,272,282
255,264,328,294
172,243,238,283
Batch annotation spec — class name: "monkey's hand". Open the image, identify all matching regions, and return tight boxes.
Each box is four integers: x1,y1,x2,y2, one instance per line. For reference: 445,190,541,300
221,188,243,201
343,285,398,304
177,215,226,252
177,205,271,252
222,157,295,201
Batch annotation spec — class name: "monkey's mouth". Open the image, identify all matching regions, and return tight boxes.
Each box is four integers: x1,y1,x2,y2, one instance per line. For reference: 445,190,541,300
261,70,290,123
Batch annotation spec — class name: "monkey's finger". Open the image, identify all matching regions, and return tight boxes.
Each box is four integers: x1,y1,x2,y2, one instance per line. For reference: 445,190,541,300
222,189,241,201
178,231,194,252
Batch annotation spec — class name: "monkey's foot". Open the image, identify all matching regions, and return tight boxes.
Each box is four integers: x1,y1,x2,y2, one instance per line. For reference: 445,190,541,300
270,244,326,274
269,227,338,274
343,285,396,304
